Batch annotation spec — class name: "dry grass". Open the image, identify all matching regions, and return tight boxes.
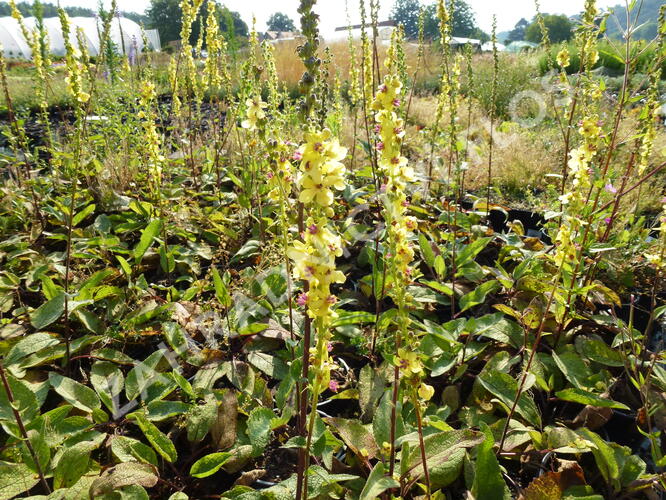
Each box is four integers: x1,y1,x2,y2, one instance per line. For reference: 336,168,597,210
270,39,441,89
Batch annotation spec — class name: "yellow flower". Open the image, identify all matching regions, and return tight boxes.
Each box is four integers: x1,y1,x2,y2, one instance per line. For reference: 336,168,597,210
241,96,267,130
418,383,435,401
296,129,347,208
395,348,423,377
579,117,600,138
371,74,402,111
557,47,570,69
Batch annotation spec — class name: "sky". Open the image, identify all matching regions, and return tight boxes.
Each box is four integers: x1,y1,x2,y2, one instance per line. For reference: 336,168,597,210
58,0,619,40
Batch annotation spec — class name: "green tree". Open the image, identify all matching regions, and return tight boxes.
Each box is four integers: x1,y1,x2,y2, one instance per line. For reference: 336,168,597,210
0,1,147,22
146,0,182,44
420,1,487,41
525,14,573,43
146,0,247,45
506,18,529,42
266,12,296,32
391,0,421,39
603,0,661,40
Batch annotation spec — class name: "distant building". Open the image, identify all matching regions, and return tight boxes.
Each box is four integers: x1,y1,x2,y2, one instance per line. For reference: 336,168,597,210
450,37,481,50
260,31,302,44
334,20,397,45
481,41,506,52
0,16,158,60
505,41,538,53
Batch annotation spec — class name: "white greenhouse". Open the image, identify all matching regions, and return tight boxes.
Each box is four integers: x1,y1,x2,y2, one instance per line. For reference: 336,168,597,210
0,16,160,60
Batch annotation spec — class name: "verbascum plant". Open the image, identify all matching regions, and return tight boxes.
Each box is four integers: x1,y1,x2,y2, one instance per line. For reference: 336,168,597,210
289,128,348,497
426,0,453,192
373,38,432,495
204,0,225,91
263,42,282,130
345,1,361,110
636,6,664,176
554,0,602,270
59,10,90,107
288,129,347,395
10,1,52,148
168,56,181,115
137,81,164,197
359,0,374,111
179,0,204,104
239,23,264,134
291,3,349,499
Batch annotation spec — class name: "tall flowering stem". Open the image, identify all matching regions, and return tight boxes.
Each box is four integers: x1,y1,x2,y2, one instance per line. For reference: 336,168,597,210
59,8,91,371
10,0,53,153
486,16,498,210
372,41,432,496
426,0,453,196
292,3,348,499
289,130,347,500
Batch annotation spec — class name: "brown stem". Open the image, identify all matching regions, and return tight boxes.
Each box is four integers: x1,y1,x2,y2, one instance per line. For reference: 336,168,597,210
413,392,431,499
388,335,400,478
295,203,312,500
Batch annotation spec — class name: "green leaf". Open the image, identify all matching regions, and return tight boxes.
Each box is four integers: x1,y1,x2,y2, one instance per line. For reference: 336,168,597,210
552,351,592,390
5,332,59,366
159,245,176,273
326,417,379,459
49,373,101,413
419,233,436,267
212,267,231,308
460,280,501,312
20,430,50,476
406,429,484,489
190,452,232,478
110,435,158,466
0,374,40,424
331,311,376,327
555,388,629,410
89,462,159,498
472,422,507,500
434,254,446,277
359,462,399,500
30,292,65,330
247,352,288,380
72,203,96,227
129,412,177,463
229,239,261,264
53,441,95,489
478,369,541,427
246,407,274,455
575,336,624,367
0,462,40,499
117,255,132,278
186,393,218,442
455,237,491,267
421,280,454,297
133,219,163,264
90,362,124,415
577,429,620,489
75,308,103,334
145,400,190,421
